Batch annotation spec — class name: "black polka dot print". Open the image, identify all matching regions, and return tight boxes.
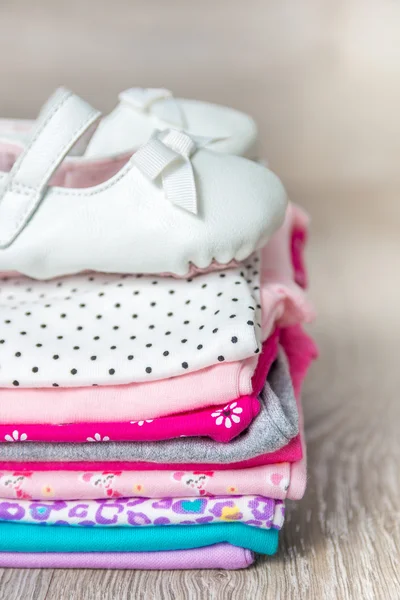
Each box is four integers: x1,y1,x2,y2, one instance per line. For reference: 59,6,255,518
0,252,261,387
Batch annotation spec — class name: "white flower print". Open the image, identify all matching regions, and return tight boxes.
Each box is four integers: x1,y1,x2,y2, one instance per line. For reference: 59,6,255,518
211,402,243,429
86,433,110,442
4,430,28,442
130,420,154,426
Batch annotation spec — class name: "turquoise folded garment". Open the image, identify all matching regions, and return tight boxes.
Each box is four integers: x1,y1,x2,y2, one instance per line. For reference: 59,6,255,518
0,522,279,556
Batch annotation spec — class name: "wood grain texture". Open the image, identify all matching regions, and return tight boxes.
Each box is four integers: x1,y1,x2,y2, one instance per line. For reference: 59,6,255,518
0,1,399,598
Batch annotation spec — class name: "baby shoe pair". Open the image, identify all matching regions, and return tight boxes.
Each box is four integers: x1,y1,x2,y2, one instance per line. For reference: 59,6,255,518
0,87,287,279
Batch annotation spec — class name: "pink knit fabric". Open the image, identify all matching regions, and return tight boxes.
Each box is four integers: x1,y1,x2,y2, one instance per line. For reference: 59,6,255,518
0,396,260,444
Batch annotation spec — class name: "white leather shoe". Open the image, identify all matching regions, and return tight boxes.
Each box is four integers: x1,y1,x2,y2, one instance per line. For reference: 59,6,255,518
0,87,258,161
0,88,286,280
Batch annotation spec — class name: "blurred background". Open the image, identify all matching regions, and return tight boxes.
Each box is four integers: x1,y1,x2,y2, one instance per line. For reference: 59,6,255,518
1,0,400,193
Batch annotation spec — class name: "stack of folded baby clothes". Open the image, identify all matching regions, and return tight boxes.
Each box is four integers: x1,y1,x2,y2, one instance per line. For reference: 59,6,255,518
0,87,316,569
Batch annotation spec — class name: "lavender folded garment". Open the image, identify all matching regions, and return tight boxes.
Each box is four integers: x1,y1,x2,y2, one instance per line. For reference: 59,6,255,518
0,349,298,464
0,544,254,569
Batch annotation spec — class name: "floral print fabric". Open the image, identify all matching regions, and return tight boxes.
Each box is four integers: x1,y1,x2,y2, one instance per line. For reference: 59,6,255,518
0,396,259,444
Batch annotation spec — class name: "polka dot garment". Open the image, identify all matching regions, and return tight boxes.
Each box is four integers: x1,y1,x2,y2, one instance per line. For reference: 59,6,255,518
0,254,261,387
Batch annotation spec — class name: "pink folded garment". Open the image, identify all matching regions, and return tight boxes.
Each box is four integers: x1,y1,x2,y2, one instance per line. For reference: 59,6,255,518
0,544,254,569
0,459,303,502
0,204,314,425
0,330,278,445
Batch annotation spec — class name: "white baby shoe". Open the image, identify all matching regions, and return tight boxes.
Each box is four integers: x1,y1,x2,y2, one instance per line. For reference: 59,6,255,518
0,88,287,280
0,87,258,160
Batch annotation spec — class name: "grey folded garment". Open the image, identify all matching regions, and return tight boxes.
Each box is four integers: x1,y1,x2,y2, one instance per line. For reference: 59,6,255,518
0,348,298,464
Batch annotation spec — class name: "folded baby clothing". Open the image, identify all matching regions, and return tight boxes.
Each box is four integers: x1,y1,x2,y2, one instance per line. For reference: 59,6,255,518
0,521,280,555
0,545,255,570
0,439,303,471
0,327,279,439
0,321,317,475
0,495,285,530
0,395,260,444
0,251,262,388
0,461,304,501
0,349,299,463
0,88,316,570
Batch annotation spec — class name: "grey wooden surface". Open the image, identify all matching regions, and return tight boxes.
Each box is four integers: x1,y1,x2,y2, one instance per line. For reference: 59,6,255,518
0,1,399,598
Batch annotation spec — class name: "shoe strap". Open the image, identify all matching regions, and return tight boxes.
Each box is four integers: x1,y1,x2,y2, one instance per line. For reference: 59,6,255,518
0,87,101,248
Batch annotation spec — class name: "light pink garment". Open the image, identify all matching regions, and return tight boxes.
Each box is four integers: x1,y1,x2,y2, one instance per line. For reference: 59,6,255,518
0,461,301,502
0,354,258,425
0,205,314,424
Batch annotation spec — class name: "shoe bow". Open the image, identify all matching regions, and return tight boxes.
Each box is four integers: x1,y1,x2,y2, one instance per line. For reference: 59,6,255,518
119,87,184,128
132,129,198,215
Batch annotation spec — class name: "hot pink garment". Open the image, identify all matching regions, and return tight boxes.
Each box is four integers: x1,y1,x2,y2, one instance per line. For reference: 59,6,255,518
0,460,303,502
0,396,259,444
0,544,254,570
0,204,314,425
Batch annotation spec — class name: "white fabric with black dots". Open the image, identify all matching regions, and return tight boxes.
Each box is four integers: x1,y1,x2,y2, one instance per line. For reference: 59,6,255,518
0,254,261,388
